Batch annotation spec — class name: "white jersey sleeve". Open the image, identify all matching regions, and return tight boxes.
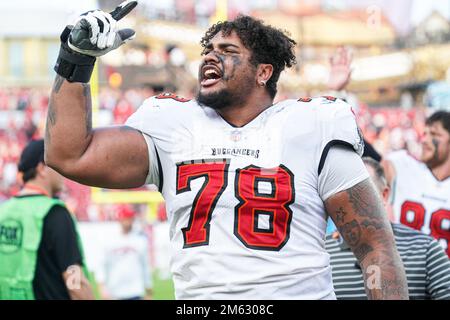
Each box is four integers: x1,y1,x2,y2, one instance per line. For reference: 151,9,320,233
313,97,367,200
124,93,197,189
318,145,369,201
316,98,365,175
125,98,161,186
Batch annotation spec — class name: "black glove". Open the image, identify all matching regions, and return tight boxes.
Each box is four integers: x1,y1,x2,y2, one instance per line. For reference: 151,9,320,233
54,0,138,83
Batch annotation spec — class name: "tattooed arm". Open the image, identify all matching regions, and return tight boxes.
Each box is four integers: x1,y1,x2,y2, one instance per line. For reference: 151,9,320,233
325,178,409,299
45,76,149,188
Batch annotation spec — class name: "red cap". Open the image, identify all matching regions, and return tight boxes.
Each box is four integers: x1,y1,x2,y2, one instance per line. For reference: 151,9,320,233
117,205,135,220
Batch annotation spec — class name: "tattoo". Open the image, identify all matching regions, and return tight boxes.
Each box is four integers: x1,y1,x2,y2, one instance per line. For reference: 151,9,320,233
341,220,361,246
326,179,409,299
45,117,51,144
366,289,382,300
348,179,383,219
45,76,64,143
361,219,385,230
366,277,408,299
45,105,55,144
52,75,65,93
381,279,407,297
47,99,56,126
82,83,92,134
353,243,374,262
335,207,346,223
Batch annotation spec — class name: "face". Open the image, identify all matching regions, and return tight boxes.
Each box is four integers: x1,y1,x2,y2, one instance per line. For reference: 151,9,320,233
35,162,64,196
365,163,396,222
120,217,134,233
197,31,257,110
420,121,450,168
46,166,65,195
365,165,390,206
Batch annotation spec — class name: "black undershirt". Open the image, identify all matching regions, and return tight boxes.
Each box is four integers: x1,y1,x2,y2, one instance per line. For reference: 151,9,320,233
362,138,382,162
14,195,83,300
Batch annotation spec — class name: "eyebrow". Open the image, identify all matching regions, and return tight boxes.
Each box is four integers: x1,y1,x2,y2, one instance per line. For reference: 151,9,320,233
205,43,240,50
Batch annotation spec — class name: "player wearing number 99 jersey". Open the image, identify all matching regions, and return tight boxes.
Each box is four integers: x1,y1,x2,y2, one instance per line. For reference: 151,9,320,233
46,10,409,299
383,111,450,257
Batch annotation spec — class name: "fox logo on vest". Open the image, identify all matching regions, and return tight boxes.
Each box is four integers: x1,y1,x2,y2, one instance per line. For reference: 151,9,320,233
0,219,23,254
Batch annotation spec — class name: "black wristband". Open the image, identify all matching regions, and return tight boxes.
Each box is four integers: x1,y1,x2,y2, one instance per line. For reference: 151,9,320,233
54,32,96,83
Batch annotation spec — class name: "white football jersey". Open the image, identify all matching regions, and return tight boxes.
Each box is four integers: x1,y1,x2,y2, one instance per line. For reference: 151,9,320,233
387,150,450,257
126,94,365,299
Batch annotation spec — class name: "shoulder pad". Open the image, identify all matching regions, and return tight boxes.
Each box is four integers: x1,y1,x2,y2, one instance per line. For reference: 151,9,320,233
140,93,193,110
155,92,191,103
297,96,339,104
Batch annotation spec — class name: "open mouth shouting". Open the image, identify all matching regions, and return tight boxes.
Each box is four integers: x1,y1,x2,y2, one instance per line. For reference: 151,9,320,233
200,65,223,88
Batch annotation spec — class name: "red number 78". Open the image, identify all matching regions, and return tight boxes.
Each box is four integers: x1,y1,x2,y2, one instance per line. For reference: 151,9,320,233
176,159,295,251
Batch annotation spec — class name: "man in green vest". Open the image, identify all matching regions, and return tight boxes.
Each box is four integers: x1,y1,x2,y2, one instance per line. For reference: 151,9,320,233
0,139,94,300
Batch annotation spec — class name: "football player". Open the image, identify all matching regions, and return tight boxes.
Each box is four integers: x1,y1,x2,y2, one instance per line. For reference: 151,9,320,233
45,1,408,299
383,111,450,257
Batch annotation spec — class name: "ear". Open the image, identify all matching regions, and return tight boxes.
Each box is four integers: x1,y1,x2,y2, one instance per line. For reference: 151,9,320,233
382,186,390,206
35,162,47,179
256,64,273,87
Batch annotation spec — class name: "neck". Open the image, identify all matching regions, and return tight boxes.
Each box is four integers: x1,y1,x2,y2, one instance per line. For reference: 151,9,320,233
217,92,273,127
20,181,52,197
386,204,396,223
430,159,450,181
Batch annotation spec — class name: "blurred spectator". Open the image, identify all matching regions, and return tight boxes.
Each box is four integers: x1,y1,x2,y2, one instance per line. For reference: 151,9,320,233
113,99,134,124
0,139,94,300
97,205,153,300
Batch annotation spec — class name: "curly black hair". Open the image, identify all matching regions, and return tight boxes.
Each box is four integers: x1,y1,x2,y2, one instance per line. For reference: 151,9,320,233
426,111,450,134
201,15,297,98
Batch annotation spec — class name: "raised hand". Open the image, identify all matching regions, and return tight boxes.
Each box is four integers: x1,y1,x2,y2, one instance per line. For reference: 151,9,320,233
68,0,138,57
54,1,138,83
327,47,353,91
